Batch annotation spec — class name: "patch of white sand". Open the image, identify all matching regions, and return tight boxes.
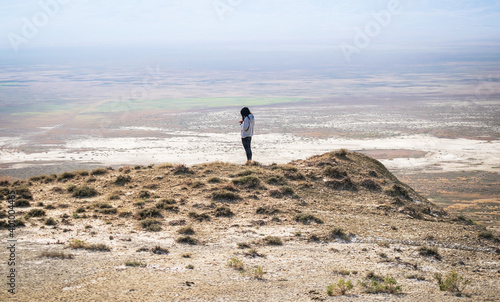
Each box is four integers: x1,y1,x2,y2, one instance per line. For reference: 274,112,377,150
1,133,498,173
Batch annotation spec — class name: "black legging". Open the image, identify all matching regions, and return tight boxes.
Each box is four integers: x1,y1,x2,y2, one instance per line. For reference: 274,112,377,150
242,137,252,161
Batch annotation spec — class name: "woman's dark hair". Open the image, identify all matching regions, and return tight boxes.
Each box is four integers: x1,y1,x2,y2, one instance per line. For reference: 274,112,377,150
240,107,251,120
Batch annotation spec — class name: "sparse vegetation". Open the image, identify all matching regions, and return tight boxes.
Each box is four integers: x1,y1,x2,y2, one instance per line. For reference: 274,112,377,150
25,209,46,219
207,176,223,183
140,219,162,232
360,275,402,294
114,175,132,186
178,226,195,235
232,176,261,189
40,251,74,259
417,246,441,260
176,236,198,245
125,261,146,267
14,198,31,207
214,206,234,217
327,278,354,296
72,185,99,198
188,211,210,222
211,190,241,202
263,236,283,246
227,257,245,270
90,168,108,176
136,208,163,220
434,270,471,296
329,228,352,242
68,239,110,251
58,172,76,181
152,246,169,255
173,164,193,175
250,266,266,279
323,167,348,179
45,217,57,226
295,213,323,224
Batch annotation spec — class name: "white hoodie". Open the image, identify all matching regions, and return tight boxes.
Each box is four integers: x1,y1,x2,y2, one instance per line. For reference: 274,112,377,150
241,114,255,138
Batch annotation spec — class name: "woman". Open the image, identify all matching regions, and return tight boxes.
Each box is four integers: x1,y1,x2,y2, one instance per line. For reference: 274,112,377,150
239,107,255,164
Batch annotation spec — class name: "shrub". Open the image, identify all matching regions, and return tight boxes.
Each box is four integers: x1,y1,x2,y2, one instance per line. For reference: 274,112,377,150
327,278,354,296
417,246,441,260
84,243,111,252
188,211,211,222
109,195,120,200
266,175,287,186
295,213,323,224
157,198,176,206
67,184,77,193
178,226,195,235
139,190,150,199
140,219,162,232
44,204,56,210
207,177,222,183
25,209,46,219
45,217,57,226
227,257,245,270
100,208,117,215
90,168,107,176
136,208,163,220
176,236,198,245
283,171,305,180
325,177,357,191
152,246,169,255
329,228,352,242
256,206,280,215
232,176,261,189
434,270,471,295
119,211,133,218
125,261,146,267
263,236,283,246
361,275,402,294
244,248,265,258
214,206,234,217
323,167,348,179
72,186,98,198
238,242,251,249
281,186,295,195
186,264,194,269
114,175,132,186
250,266,266,279
478,230,496,241
40,251,74,259
76,170,89,176
274,164,298,172
13,186,33,200
94,203,112,209
58,172,76,180
173,164,193,175
211,190,241,202
334,149,349,157
14,198,31,207
236,169,253,176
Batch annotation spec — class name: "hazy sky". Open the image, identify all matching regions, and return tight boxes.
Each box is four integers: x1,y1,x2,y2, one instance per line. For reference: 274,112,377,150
1,0,499,51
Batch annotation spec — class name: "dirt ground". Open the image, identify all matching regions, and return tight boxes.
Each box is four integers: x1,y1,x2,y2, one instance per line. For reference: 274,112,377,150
1,151,499,301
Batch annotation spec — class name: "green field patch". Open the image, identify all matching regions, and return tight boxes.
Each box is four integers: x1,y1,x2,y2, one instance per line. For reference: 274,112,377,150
91,97,306,113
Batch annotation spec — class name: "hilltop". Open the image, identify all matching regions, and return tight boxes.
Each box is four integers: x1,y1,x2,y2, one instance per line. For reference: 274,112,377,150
1,150,499,301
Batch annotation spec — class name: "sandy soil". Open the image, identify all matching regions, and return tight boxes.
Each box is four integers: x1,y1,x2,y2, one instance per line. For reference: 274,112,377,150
0,151,499,301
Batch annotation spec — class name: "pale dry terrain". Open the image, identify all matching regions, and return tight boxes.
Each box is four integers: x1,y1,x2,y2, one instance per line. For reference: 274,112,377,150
1,150,499,301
